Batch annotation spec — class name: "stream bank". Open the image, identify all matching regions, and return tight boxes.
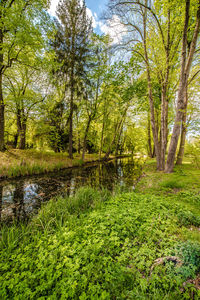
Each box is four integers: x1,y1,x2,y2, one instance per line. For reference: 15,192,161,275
0,156,144,222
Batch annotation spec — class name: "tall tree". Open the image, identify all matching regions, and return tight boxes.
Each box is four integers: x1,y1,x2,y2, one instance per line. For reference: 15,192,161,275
165,0,200,173
5,65,48,149
107,0,182,170
55,0,92,159
0,0,49,151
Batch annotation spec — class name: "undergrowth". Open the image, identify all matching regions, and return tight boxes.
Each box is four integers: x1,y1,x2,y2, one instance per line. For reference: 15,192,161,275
1,187,200,299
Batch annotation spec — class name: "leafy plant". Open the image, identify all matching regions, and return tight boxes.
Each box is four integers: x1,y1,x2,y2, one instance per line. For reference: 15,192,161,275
160,179,184,189
1,188,200,299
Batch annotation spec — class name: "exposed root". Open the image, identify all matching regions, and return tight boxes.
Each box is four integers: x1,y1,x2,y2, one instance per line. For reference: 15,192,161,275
150,256,183,274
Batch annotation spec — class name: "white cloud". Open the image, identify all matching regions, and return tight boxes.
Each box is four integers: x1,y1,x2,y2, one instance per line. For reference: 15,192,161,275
86,8,97,28
48,0,59,17
98,15,127,44
49,0,98,29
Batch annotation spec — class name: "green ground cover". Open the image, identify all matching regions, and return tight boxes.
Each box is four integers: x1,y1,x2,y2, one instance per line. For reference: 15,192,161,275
0,161,200,299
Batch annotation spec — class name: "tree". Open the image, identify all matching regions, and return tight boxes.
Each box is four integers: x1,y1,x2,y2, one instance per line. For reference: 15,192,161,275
107,0,183,170
5,64,48,149
54,0,92,158
0,0,49,151
165,0,200,173
81,34,110,160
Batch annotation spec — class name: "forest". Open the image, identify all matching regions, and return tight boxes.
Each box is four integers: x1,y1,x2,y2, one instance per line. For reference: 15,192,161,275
0,0,200,299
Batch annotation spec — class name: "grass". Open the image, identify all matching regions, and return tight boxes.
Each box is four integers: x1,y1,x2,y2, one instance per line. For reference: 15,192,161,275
0,158,200,299
136,158,200,195
0,149,107,179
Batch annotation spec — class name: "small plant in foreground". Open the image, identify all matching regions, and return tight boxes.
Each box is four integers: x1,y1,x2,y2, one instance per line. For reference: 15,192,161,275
160,179,185,189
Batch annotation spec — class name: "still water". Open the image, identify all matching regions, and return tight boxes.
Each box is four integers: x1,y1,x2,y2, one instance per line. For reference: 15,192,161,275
0,157,143,222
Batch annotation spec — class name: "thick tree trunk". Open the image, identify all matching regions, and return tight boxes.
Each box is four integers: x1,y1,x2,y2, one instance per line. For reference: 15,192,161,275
165,0,200,173
19,121,26,150
176,88,188,165
13,134,18,149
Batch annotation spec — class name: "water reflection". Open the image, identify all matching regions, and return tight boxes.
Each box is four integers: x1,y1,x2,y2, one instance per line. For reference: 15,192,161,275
0,157,142,222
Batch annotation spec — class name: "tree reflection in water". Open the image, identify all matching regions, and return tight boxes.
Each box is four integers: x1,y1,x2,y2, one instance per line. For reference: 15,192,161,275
0,157,143,222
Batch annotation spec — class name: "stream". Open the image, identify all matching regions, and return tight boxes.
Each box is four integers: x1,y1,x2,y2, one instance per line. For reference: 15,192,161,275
0,157,143,222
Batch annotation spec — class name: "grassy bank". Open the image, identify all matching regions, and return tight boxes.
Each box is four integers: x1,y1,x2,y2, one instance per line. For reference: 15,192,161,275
0,149,110,179
136,158,200,195
0,160,200,299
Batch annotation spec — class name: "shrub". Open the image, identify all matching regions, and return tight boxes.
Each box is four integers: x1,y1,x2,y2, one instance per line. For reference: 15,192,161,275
177,210,200,227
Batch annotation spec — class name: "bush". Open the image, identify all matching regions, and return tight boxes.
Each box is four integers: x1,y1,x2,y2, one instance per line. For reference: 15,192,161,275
177,210,200,227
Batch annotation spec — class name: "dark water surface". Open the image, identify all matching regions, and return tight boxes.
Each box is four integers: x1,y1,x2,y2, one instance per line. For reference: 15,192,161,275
0,157,143,222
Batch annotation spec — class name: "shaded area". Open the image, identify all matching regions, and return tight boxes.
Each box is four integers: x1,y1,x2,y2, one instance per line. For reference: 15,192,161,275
0,157,143,222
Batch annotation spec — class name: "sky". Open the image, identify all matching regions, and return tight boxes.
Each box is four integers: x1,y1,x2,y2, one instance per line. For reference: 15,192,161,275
49,0,107,31
49,0,125,44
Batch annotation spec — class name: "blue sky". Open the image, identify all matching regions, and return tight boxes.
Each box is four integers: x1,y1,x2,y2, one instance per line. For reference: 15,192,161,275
85,0,108,17
49,0,107,23
49,0,124,43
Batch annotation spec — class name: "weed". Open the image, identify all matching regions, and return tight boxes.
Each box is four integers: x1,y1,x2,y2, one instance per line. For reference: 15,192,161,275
160,179,184,189
1,188,200,299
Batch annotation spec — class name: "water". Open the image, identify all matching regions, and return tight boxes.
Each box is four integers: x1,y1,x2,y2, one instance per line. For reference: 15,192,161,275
0,157,143,222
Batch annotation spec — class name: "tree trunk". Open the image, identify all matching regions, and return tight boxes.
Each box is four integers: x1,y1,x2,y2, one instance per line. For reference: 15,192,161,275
176,88,188,165
99,100,107,160
14,134,18,149
115,121,124,156
152,144,156,158
147,111,153,158
0,27,5,151
0,185,2,222
19,121,26,150
16,109,21,148
69,76,74,159
165,99,169,147
104,107,128,160
78,137,81,154
160,84,167,170
82,116,92,161
103,122,119,160
160,9,170,170
143,3,161,170
165,0,200,173
0,73,5,151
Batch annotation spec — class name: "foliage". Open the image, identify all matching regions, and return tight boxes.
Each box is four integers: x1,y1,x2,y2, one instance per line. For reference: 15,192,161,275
1,186,200,299
185,139,200,169
160,179,184,189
